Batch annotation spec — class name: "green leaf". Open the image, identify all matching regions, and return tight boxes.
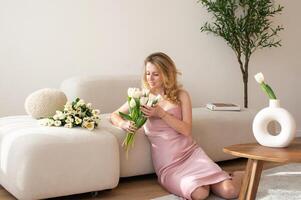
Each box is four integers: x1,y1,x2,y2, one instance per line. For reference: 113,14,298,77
136,117,147,128
127,97,132,114
265,84,277,99
119,112,132,121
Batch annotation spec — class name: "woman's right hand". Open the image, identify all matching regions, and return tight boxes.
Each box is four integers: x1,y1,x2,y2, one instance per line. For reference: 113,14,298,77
121,120,138,133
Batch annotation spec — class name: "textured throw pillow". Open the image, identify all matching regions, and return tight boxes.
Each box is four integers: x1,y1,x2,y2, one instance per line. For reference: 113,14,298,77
25,88,67,119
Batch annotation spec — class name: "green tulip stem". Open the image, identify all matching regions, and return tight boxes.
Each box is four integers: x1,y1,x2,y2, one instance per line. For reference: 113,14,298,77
260,82,277,99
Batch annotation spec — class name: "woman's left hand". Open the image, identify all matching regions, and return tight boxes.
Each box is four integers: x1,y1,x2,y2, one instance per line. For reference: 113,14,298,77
141,104,166,118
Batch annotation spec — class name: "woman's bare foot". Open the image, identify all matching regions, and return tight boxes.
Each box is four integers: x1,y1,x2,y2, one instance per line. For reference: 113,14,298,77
231,170,245,192
211,171,245,199
229,170,244,177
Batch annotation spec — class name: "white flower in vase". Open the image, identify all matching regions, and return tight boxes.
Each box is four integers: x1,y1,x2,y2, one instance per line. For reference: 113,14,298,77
254,72,277,99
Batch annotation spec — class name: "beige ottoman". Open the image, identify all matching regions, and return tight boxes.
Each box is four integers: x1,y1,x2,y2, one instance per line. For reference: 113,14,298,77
0,116,119,200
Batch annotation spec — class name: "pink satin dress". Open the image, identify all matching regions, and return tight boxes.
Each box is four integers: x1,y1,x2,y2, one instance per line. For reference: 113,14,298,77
144,106,230,200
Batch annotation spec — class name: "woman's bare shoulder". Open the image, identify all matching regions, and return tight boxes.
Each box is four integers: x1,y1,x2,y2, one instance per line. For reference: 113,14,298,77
178,89,191,100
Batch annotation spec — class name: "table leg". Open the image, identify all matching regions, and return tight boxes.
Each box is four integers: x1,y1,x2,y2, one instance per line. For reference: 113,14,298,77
239,159,264,200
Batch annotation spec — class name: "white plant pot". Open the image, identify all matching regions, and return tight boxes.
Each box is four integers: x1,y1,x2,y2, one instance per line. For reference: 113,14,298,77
252,99,296,147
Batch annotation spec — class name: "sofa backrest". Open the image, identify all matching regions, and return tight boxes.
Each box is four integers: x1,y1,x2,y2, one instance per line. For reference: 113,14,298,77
60,75,141,113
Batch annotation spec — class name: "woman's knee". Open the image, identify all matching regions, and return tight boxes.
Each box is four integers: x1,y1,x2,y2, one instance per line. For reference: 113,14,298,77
191,186,210,200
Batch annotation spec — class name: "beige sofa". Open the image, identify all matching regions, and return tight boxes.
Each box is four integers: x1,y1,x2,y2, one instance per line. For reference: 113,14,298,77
0,75,256,199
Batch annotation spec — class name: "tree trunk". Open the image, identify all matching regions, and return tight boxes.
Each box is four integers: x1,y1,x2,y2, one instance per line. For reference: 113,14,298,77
243,75,248,108
243,56,250,108
238,54,249,108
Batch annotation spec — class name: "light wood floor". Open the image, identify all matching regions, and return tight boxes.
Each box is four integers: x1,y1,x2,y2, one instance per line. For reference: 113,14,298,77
0,158,283,200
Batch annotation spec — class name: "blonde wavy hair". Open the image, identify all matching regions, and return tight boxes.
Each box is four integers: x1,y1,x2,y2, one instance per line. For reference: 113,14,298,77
142,52,182,105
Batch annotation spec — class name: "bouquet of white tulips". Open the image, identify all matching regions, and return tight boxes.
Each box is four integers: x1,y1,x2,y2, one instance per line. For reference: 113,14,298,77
119,88,161,155
39,98,101,131
254,72,277,99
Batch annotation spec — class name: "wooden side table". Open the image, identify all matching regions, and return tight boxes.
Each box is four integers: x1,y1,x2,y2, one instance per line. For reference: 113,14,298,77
223,138,301,200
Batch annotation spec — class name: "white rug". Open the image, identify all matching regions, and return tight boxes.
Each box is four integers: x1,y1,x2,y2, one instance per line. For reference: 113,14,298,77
151,163,301,200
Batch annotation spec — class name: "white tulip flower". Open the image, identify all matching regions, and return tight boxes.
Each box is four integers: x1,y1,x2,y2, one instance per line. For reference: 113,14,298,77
92,109,100,115
75,117,82,125
91,116,100,123
254,72,264,84
146,100,152,107
128,88,140,98
155,94,162,102
64,123,73,128
58,113,66,120
129,98,136,108
83,117,90,122
127,88,134,97
77,99,85,106
84,121,95,131
132,90,142,98
142,88,150,96
48,119,55,126
64,102,72,111
140,97,149,106
145,94,153,106
56,110,63,115
53,115,59,120
254,72,277,99
54,120,62,127
66,116,74,123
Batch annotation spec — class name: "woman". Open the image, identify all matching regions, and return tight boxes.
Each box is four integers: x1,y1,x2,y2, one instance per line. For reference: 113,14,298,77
111,52,243,200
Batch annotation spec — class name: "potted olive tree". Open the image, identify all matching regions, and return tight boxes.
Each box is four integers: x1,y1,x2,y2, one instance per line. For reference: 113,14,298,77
198,0,284,108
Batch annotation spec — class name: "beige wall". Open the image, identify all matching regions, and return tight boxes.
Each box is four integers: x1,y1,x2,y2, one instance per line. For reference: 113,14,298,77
0,0,300,134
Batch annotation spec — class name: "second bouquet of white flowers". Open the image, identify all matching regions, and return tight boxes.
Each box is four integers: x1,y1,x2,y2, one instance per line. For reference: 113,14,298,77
119,88,161,155
39,97,101,131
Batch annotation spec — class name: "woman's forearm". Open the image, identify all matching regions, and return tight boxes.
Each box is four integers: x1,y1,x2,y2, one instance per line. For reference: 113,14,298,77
160,111,191,136
110,112,125,128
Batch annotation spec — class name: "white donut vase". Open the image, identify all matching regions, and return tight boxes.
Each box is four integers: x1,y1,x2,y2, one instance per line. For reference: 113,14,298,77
252,99,296,147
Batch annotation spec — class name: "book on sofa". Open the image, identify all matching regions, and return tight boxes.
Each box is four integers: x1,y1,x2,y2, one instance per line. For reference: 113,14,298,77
206,103,241,111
